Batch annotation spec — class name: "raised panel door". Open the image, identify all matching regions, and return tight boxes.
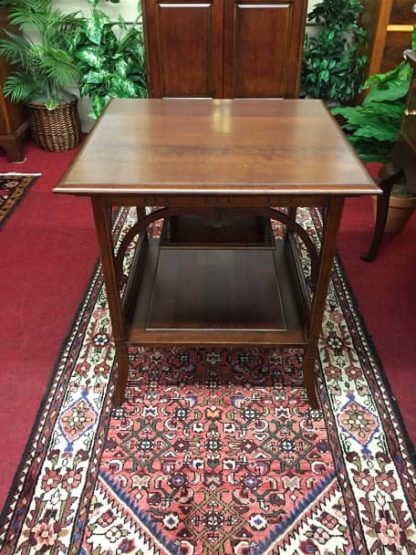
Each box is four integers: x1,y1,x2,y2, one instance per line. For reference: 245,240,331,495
382,30,415,72
143,0,224,97
390,0,416,24
223,0,307,98
361,0,416,78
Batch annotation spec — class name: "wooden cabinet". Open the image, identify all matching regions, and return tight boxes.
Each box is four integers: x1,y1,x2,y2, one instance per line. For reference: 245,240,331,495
142,0,307,98
361,0,416,77
395,50,416,193
0,9,28,162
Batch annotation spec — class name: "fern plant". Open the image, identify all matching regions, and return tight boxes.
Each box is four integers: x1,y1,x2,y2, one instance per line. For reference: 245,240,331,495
302,0,367,105
0,0,79,109
68,0,148,119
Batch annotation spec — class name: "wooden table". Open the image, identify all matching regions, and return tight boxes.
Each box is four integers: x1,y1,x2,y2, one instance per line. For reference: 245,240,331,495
55,99,379,408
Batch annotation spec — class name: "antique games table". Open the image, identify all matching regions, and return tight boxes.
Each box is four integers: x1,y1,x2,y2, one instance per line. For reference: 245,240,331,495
55,99,379,408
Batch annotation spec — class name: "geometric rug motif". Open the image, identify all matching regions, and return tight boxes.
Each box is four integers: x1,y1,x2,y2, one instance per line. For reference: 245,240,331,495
0,207,415,555
0,173,40,228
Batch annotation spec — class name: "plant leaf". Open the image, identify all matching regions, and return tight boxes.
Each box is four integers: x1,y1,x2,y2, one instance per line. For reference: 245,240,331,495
76,46,104,69
84,9,110,45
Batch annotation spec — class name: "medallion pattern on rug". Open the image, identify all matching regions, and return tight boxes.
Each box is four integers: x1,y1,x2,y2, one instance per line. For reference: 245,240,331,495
0,173,39,227
0,208,415,555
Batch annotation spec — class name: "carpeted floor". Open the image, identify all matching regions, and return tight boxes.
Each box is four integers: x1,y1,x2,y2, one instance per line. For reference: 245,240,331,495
0,173,39,227
0,143,97,507
0,142,415,552
0,205,414,553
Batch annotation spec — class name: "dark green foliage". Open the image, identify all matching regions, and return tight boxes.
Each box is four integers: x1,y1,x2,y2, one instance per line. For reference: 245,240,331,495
0,0,79,109
68,0,148,119
332,29,416,163
302,0,367,105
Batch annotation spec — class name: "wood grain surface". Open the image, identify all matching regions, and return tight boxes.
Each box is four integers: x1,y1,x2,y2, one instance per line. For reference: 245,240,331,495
55,99,378,196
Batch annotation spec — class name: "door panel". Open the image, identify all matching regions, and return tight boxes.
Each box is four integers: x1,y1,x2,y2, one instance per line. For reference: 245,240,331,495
223,0,307,98
143,0,223,97
235,3,291,97
381,30,414,72
142,0,306,98
390,0,416,25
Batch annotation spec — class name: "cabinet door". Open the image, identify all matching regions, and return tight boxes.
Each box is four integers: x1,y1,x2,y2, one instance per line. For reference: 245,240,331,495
223,0,307,98
142,0,224,97
381,30,415,72
390,0,416,24
381,0,416,72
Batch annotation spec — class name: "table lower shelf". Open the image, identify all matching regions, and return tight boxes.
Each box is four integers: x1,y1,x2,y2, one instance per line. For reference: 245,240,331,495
124,236,308,346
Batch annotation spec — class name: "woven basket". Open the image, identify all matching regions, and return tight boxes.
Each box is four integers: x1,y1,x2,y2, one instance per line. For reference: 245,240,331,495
27,95,81,152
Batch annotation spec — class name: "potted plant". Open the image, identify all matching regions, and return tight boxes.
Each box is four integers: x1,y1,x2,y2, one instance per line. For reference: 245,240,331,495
0,0,81,151
332,29,416,233
302,0,368,106
68,0,148,120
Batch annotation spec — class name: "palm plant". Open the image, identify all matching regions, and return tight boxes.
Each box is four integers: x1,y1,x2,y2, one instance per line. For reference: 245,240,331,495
0,0,79,110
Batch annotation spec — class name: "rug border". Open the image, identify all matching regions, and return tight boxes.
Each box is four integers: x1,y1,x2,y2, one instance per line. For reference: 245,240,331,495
0,207,130,540
333,251,416,464
0,173,41,229
1,207,414,541
0,258,102,531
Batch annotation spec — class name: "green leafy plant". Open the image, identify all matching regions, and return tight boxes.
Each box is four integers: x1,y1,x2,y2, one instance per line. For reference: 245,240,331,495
0,0,79,109
69,0,148,119
302,0,367,105
332,29,416,164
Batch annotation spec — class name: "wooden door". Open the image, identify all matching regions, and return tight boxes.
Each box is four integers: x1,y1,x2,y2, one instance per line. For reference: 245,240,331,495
361,0,416,77
223,0,307,98
142,0,224,97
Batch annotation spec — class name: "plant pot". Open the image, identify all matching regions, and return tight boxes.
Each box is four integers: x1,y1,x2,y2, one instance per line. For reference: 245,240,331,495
373,194,416,233
27,94,81,152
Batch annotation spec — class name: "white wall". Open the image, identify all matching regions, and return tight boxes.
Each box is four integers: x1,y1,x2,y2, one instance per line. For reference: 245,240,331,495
55,0,140,21
56,0,319,20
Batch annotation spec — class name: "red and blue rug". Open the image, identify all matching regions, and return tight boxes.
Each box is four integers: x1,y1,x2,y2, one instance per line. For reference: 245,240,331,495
0,173,40,228
0,207,414,554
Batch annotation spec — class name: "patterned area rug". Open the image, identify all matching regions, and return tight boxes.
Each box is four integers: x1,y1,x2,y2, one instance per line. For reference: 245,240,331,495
0,208,415,554
0,173,40,227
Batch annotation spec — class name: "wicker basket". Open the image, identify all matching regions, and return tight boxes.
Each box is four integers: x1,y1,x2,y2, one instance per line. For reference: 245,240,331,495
27,95,81,152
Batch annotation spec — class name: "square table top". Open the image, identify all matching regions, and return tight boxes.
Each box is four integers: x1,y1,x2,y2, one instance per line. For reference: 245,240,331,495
55,98,379,197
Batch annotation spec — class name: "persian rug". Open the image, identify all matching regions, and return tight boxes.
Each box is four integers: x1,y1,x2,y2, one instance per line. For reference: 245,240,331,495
0,173,40,228
0,208,415,554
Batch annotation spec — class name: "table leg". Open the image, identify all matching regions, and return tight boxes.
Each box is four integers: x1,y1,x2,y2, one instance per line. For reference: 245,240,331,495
136,206,146,224
286,207,297,239
304,197,344,409
361,168,402,262
92,197,129,406
287,207,297,221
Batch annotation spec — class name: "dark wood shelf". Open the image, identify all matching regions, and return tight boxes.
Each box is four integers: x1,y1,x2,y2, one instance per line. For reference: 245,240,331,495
124,236,308,346
160,214,274,248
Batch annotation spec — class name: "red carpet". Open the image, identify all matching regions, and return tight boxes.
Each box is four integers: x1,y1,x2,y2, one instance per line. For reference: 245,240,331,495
338,196,416,443
0,143,415,513
0,143,97,507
